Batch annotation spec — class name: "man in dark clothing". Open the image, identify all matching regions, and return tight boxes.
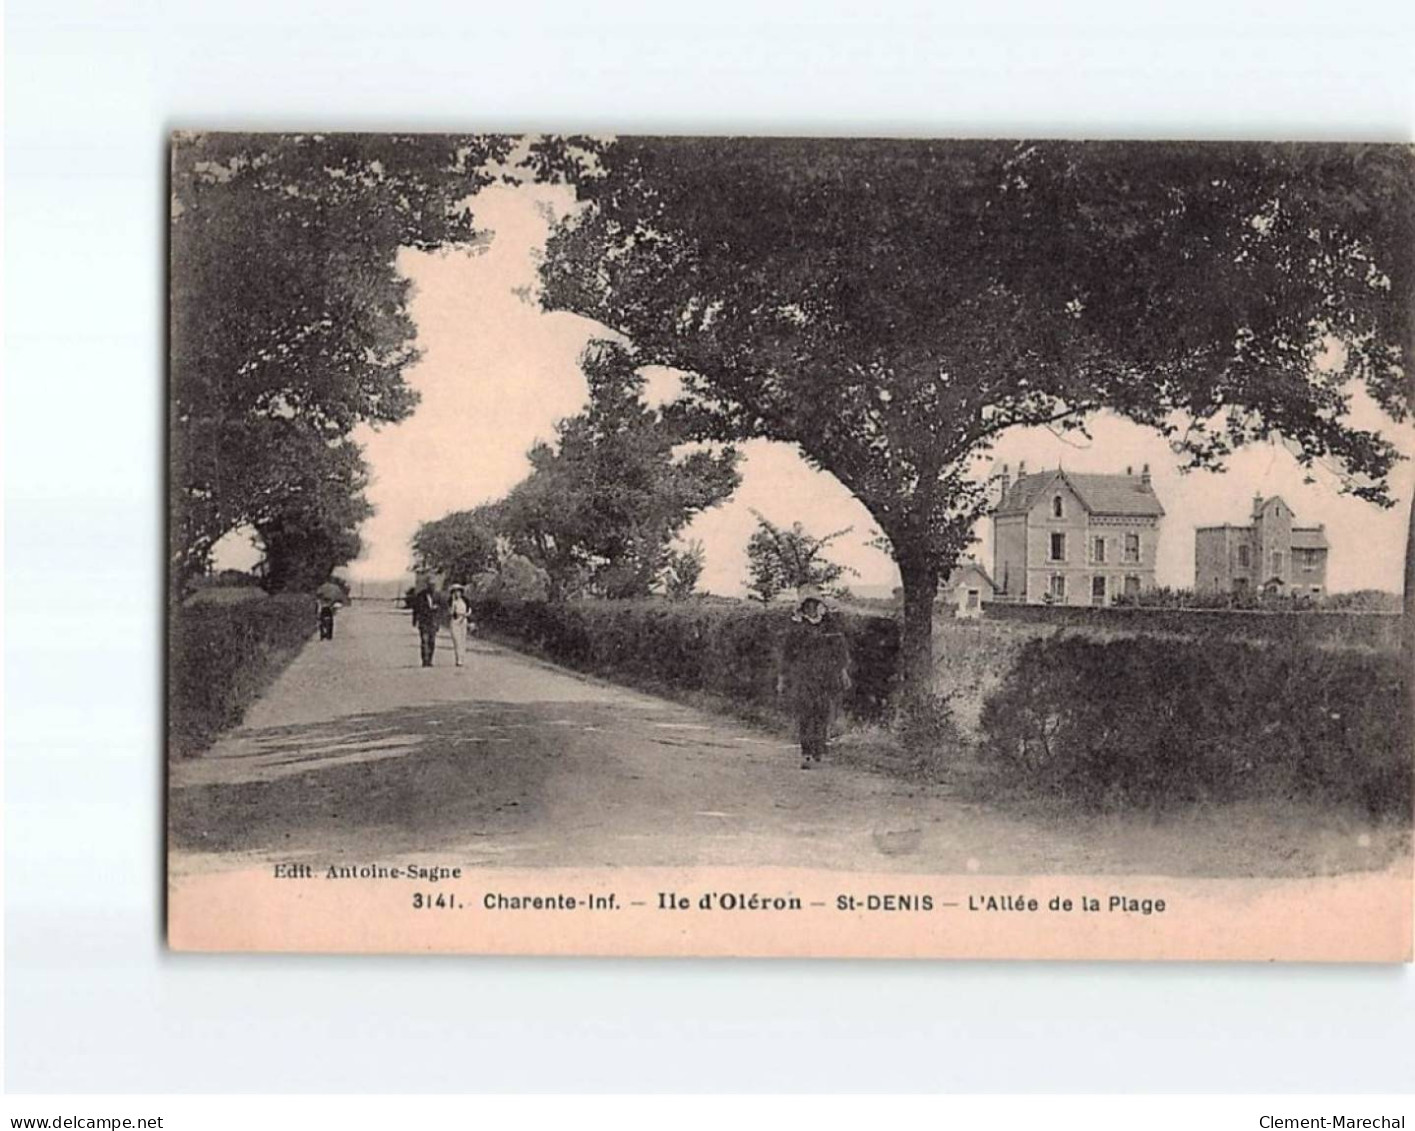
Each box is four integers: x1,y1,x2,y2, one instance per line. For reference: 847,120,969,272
778,586,852,769
410,580,442,667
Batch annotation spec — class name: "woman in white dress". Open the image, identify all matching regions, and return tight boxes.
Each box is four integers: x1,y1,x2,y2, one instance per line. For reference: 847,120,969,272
447,583,472,668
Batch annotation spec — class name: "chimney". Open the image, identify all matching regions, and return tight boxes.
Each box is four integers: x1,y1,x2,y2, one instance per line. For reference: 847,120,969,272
998,462,1011,501
1140,463,1151,487
1252,492,1264,518
1126,465,1133,476
1017,460,1027,478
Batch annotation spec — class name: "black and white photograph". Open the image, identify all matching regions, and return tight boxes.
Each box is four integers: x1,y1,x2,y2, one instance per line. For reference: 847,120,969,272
165,133,1413,959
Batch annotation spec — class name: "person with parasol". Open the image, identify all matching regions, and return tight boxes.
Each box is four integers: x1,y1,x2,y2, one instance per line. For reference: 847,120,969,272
315,581,345,641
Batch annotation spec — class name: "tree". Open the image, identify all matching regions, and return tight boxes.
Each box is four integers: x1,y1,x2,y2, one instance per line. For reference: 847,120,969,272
496,340,742,599
169,132,512,594
254,440,373,592
661,540,707,600
468,551,552,602
539,138,1413,696
411,509,500,584
744,512,855,603
469,551,552,602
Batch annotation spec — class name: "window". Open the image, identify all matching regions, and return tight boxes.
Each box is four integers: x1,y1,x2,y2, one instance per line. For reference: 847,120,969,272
1123,575,1141,598
966,588,980,610
1298,549,1320,572
1049,574,1066,601
1237,544,1250,569
1272,551,1284,575
1050,532,1066,561
1091,575,1106,606
1092,537,1106,563
1052,495,1064,518
1123,532,1140,563
1233,577,1249,593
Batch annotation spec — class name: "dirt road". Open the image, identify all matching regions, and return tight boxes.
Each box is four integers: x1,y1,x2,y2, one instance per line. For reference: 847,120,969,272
169,603,1406,878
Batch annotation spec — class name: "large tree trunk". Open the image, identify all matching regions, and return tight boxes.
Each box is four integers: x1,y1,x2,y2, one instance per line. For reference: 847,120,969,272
898,557,940,702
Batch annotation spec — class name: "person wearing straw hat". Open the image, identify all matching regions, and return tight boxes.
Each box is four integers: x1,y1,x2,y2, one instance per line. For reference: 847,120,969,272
447,583,473,668
777,585,852,769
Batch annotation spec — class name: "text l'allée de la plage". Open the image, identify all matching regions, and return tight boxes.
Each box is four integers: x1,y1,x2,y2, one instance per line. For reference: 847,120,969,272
271,863,1167,917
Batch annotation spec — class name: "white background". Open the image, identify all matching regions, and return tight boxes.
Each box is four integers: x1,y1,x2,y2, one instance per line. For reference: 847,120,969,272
5,0,1415,1094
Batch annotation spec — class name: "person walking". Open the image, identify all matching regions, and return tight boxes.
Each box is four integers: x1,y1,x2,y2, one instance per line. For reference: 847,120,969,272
315,581,344,641
777,585,852,769
447,583,473,668
410,578,442,668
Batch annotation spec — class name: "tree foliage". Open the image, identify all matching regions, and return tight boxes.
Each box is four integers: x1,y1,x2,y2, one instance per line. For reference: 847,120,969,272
170,131,512,593
255,443,372,594
744,512,855,603
538,138,1414,691
495,340,742,599
411,508,500,584
469,551,552,603
661,540,707,600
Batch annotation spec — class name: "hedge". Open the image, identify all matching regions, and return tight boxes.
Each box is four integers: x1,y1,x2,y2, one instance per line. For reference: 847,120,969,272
470,597,901,723
168,592,317,757
978,634,1411,816
471,596,1410,818
984,601,1403,650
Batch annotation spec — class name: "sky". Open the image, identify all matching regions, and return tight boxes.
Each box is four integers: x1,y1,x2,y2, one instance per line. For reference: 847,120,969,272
216,180,1414,596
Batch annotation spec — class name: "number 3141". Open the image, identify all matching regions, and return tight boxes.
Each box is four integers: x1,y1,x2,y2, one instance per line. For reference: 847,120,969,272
412,892,458,910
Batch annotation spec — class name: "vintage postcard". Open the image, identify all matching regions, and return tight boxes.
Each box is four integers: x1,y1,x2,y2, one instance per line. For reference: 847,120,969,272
167,134,1414,959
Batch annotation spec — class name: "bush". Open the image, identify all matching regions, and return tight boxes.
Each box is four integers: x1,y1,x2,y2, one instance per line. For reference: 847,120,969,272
190,568,263,590
891,689,961,754
1324,589,1404,613
168,593,317,757
984,601,1402,651
1111,584,1321,610
470,597,901,724
978,634,1411,817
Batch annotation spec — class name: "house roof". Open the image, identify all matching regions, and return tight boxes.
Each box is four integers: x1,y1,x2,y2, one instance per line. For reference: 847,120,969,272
946,562,997,592
995,469,1165,518
1195,502,1328,547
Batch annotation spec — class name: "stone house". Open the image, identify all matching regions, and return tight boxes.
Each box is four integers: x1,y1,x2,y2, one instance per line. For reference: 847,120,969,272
992,464,1164,606
944,561,997,619
1194,494,1329,597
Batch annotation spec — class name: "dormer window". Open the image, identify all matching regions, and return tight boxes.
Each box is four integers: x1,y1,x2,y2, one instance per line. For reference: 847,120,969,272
1052,495,1064,519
